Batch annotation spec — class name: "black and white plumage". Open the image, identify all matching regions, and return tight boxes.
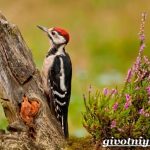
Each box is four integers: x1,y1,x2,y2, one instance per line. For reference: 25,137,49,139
37,25,72,138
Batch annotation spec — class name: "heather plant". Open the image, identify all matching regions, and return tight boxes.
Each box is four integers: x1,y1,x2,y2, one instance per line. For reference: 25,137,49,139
82,13,150,143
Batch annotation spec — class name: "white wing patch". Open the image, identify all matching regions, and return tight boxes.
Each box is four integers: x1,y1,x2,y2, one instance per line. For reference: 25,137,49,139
61,116,64,131
53,90,67,98
55,105,60,112
54,99,66,106
59,57,67,91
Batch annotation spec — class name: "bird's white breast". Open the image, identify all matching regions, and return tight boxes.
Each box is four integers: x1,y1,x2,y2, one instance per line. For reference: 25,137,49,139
41,55,55,94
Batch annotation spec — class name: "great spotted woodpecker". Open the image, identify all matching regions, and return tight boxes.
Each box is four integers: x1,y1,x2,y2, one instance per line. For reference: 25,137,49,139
37,25,72,138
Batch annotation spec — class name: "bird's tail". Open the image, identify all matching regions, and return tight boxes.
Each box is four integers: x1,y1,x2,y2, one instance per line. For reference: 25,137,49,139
62,107,69,138
52,102,69,138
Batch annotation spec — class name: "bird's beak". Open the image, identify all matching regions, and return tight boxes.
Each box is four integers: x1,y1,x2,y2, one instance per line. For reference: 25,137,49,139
37,25,49,33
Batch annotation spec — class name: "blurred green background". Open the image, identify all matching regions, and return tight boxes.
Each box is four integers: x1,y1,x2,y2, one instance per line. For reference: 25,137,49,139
0,0,150,137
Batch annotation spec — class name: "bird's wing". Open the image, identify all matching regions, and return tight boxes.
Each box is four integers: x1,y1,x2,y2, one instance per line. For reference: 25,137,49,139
48,54,72,138
48,55,72,106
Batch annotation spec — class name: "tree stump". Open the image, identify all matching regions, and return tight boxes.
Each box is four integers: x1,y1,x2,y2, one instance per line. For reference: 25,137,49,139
0,12,64,150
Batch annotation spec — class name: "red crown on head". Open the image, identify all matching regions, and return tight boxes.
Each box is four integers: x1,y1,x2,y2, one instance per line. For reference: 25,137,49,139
53,27,70,43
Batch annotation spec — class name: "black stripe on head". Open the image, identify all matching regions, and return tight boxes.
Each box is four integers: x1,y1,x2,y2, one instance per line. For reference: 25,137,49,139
46,47,58,57
48,34,55,43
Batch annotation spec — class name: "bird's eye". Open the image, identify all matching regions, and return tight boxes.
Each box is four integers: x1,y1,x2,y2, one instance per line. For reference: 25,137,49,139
51,31,56,35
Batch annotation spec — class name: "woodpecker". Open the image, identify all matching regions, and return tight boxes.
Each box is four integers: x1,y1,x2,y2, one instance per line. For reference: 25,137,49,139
37,25,72,138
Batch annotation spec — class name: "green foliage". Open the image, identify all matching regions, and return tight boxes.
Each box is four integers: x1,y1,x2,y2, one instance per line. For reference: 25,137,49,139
0,105,8,130
83,13,150,142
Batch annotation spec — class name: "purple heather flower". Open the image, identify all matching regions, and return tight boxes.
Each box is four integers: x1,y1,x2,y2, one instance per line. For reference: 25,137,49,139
125,94,131,101
124,94,132,109
146,87,150,95
111,120,116,129
124,101,131,109
139,43,146,53
136,56,141,66
139,108,145,115
139,108,150,117
125,68,132,83
140,34,145,41
113,102,118,111
135,86,140,90
144,56,150,65
133,56,141,72
103,88,108,96
148,100,150,105
111,89,118,95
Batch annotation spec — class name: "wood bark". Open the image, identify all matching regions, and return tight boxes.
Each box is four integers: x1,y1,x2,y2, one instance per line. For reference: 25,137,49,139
0,12,65,150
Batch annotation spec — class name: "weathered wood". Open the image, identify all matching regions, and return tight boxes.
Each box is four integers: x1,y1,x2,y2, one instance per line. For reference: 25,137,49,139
0,12,64,150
